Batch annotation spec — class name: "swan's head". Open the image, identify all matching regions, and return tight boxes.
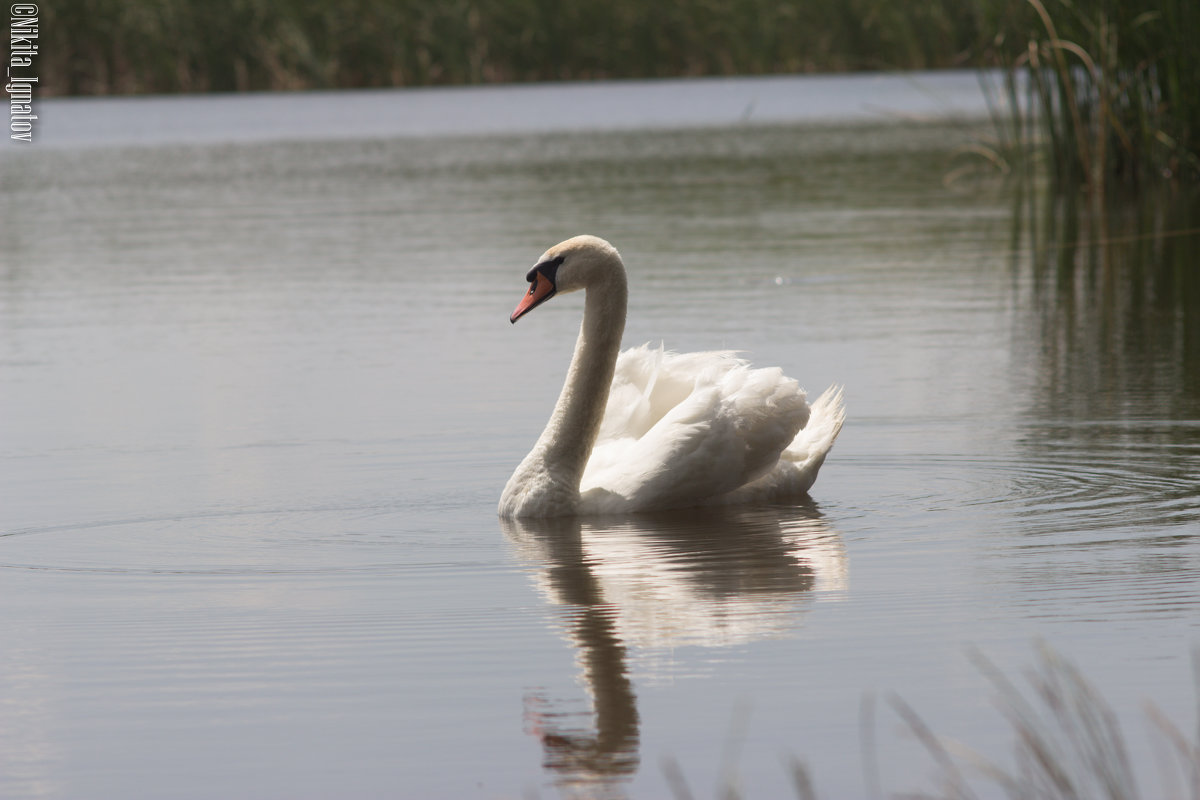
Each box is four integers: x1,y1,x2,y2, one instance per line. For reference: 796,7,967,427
510,235,623,324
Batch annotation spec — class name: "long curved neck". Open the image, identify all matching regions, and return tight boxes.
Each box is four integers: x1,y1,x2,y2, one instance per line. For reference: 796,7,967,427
535,269,627,489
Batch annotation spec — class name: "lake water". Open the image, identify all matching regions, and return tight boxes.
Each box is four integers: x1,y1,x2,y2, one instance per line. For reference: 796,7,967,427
1,73,1198,799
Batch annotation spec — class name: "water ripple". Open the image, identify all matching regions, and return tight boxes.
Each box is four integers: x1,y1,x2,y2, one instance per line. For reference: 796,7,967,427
0,504,492,577
843,439,1200,538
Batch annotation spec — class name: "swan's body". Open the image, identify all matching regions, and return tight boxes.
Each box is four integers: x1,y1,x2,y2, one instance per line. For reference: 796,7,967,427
499,235,844,518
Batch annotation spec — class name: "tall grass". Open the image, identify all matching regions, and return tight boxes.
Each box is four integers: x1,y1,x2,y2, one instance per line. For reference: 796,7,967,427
662,645,1199,800
890,644,1200,800
980,0,1200,188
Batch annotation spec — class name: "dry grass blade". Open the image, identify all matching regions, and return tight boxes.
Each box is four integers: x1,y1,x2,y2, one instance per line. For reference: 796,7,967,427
969,648,1079,798
1029,644,1137,800
888,693,979,800
964,643,1153,800
783,755,818,800
661,755,696,800
1025,0,1092,179
1144,701,1200,800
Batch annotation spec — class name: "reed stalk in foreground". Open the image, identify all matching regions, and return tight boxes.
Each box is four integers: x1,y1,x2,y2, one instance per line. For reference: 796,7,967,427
660,643,1198,800
889,643,1200,800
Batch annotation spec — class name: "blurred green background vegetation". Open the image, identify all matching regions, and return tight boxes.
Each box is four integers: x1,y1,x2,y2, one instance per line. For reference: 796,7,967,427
41,0,987,95
24,0,1200,183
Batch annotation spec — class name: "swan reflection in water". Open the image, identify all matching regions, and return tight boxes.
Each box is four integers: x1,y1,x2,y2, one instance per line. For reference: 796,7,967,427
501,504,845,795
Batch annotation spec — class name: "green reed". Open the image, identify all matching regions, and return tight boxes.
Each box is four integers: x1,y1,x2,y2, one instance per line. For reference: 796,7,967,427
979,0,1200,189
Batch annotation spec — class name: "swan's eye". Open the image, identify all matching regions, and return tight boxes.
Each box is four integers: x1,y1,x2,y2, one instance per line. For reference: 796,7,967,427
523,256,564,298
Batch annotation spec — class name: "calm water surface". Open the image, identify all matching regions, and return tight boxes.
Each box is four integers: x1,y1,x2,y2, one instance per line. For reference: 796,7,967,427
1,76,1198,799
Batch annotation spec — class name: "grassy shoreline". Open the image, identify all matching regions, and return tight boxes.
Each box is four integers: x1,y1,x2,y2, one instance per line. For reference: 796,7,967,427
34,0,985,96
17,0,1198,184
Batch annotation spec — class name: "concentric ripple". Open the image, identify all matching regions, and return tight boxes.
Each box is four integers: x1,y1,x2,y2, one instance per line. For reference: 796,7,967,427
842,430,1200,539
0,503,460,576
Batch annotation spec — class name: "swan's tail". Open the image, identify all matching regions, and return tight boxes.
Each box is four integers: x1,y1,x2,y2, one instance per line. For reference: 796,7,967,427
782,385,846,493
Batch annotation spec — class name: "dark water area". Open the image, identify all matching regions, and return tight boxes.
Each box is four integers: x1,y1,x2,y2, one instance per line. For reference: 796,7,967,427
1,76,1198,798
1010,187,1200,533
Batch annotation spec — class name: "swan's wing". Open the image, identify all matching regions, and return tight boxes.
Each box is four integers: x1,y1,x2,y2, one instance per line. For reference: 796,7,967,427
783,385,845,467
583,348,811,512
726,385,846,503
597,344,739,442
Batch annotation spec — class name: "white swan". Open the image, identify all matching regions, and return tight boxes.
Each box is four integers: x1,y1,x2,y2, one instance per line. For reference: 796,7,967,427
499,235,845,518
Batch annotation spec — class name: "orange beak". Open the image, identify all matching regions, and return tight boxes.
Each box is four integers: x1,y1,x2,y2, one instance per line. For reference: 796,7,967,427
510,272,557,323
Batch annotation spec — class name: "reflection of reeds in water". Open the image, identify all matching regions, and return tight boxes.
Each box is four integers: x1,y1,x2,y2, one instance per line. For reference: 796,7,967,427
998,174,1200,535
1011,181,1200,424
